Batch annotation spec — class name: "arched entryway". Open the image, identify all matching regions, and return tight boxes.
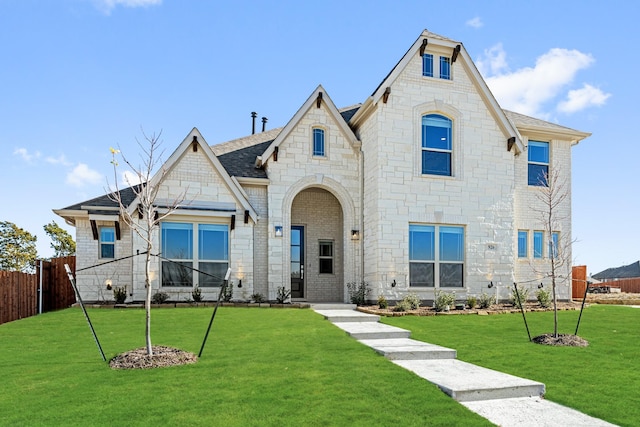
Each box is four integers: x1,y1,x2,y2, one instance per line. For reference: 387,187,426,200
290,187,344,302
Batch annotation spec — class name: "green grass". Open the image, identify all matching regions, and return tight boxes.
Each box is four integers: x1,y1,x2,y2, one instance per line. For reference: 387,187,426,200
383,305,640,427
0,307,490,426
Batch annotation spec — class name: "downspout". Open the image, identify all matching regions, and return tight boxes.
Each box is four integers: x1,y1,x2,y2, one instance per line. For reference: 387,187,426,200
360,146,365,291
38,259,43,314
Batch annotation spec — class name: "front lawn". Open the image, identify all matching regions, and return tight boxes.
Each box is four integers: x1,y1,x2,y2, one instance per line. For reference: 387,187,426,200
0,307,489,426
383,305,640,427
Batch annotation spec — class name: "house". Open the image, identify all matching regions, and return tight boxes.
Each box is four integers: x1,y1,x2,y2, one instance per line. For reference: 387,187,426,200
54,30,590,304
593,261,640,282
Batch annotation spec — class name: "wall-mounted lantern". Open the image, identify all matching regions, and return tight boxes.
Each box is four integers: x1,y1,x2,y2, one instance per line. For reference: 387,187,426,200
275,226,283,237
351,229,360,240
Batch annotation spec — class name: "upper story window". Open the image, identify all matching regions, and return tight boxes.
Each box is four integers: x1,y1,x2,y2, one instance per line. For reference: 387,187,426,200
517,230,528,258
421,114,452,176
318,240,333,274
313,128,325,157
422,54,434,77
549,232,559,259
528,140,549,186
161,222,229,287
409,224,464,287
439,56,451,80
99,226,115,259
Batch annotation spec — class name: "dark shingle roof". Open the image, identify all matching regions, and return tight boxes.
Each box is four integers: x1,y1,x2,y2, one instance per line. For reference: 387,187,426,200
61,185,141,211
217,140,272,179
340,105,360,123
593,261,640,280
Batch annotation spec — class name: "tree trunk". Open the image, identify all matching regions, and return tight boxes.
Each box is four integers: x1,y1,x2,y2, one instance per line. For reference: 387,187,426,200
145,238,153,356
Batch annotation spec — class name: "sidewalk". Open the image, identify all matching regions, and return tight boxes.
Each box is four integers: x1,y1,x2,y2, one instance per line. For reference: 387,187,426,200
313,304,616,427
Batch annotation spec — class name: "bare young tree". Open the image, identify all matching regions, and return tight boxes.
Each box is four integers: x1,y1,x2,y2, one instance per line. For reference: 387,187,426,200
109,131,186,356
531,169,573,337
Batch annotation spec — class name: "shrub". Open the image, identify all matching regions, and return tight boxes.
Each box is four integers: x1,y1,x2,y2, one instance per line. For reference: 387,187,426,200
478,292,496,309
276,286,291,304
151,291,169,304
377,295,388,309
466,296,477,309
434,291,455,312
536,288,551,308
509,284,529,309
251,293,266,303
191,286,203,302
222,281,233,302
113,286,127,304
402,293,421,310
346,282,371,306
393,300,411,312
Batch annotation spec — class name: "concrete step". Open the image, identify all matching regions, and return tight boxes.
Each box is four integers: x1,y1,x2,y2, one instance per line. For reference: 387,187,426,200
393,359,545,402
359,338,457,360
462,396,616,426
311,303,357,310
315,309,380,323
332,322,411,340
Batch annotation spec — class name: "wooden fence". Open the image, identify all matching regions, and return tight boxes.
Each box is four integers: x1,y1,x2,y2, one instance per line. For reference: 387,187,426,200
572,265,588,298
0,256,76,325
597,277,640,293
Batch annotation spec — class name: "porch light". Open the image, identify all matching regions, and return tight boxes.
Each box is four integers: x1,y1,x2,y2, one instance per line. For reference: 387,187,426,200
275,226,283,237
351,229,360,240
488,281,494,288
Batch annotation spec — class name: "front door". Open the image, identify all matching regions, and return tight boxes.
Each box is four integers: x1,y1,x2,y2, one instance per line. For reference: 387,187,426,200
291,226,304,299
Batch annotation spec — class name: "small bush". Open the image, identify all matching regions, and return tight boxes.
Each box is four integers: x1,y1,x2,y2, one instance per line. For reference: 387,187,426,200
151,291,169,304
113,286,127,304
377,295,388,309
434,291,455,312
466,296,477,309
536,288,551,308
347,282,371,306
402,293,421,310
509,284,529,309
276,286,291,304
393,300,411,312
222,281,233,302
251,293,266,303
192,286,203,302
478,292,496,309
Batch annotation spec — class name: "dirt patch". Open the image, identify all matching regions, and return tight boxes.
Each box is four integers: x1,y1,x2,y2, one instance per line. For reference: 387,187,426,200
109,346,197,370
532,333,589,347
585,292,640,305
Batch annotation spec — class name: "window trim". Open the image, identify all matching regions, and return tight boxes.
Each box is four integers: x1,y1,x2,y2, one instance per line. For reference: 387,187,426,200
409,224,465,288
422,53,433,77
533,231,544,259
318,240,334,274
528,140,550,186
99,226,115,259
439,56,451,80
421,114,453,177
517,230,528,258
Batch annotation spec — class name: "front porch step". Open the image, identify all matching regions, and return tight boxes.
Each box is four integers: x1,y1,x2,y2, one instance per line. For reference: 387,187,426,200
393,359,545,402
332,322,411,340
314,309,380,323
359,338,457,360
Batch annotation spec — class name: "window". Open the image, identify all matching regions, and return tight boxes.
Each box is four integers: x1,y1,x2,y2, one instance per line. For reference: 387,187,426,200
318,241,333,274
422,53,433,77
410,224,464,287
99,226,115,259
440,56,451,80
528,140,549,186
517,230,528,258
549,232,559,259
313,128,325,157
421,114,452,176
533,231,544,259
161,222,229,287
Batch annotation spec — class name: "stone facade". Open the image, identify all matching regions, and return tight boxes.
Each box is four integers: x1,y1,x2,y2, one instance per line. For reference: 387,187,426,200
55,30,589,304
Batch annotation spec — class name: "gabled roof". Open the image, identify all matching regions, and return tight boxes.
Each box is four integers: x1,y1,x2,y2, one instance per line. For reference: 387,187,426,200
257,85,361,167
504,110,591,144
351,29,525,154
53,185,141,225
593,261,640,280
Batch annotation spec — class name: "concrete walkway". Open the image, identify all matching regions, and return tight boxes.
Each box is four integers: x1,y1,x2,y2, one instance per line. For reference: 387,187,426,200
313,304,616,427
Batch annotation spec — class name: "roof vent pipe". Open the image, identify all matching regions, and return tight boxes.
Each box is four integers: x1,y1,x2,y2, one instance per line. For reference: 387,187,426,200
251,112,257,134
261,117,268,132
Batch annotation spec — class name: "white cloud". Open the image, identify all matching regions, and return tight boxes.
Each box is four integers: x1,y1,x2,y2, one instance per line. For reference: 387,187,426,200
93,0,161,14
13,148,41,163
466,17,483,29
478,44,604,117
66,163,103,187
557,84,611,114
45,154,72,166
121,170,143,186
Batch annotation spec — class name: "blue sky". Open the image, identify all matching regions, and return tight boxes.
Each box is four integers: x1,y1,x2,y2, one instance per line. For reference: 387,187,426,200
0,0,636,275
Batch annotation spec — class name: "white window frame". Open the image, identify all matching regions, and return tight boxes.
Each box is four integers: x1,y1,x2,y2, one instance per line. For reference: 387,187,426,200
312,126,326,158
99,226,115,259
409,224,465,288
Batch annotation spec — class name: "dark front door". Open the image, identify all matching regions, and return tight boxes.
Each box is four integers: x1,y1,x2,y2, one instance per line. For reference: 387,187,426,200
291,226,304,299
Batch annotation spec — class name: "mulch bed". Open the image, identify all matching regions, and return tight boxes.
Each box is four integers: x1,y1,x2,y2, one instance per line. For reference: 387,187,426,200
358,301,581,317
109,346,198,370
532,333,589,347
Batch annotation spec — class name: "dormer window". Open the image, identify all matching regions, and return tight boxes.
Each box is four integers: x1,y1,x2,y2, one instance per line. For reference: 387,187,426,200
313,128,325,157
422,54,434,77
439,56,451,80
